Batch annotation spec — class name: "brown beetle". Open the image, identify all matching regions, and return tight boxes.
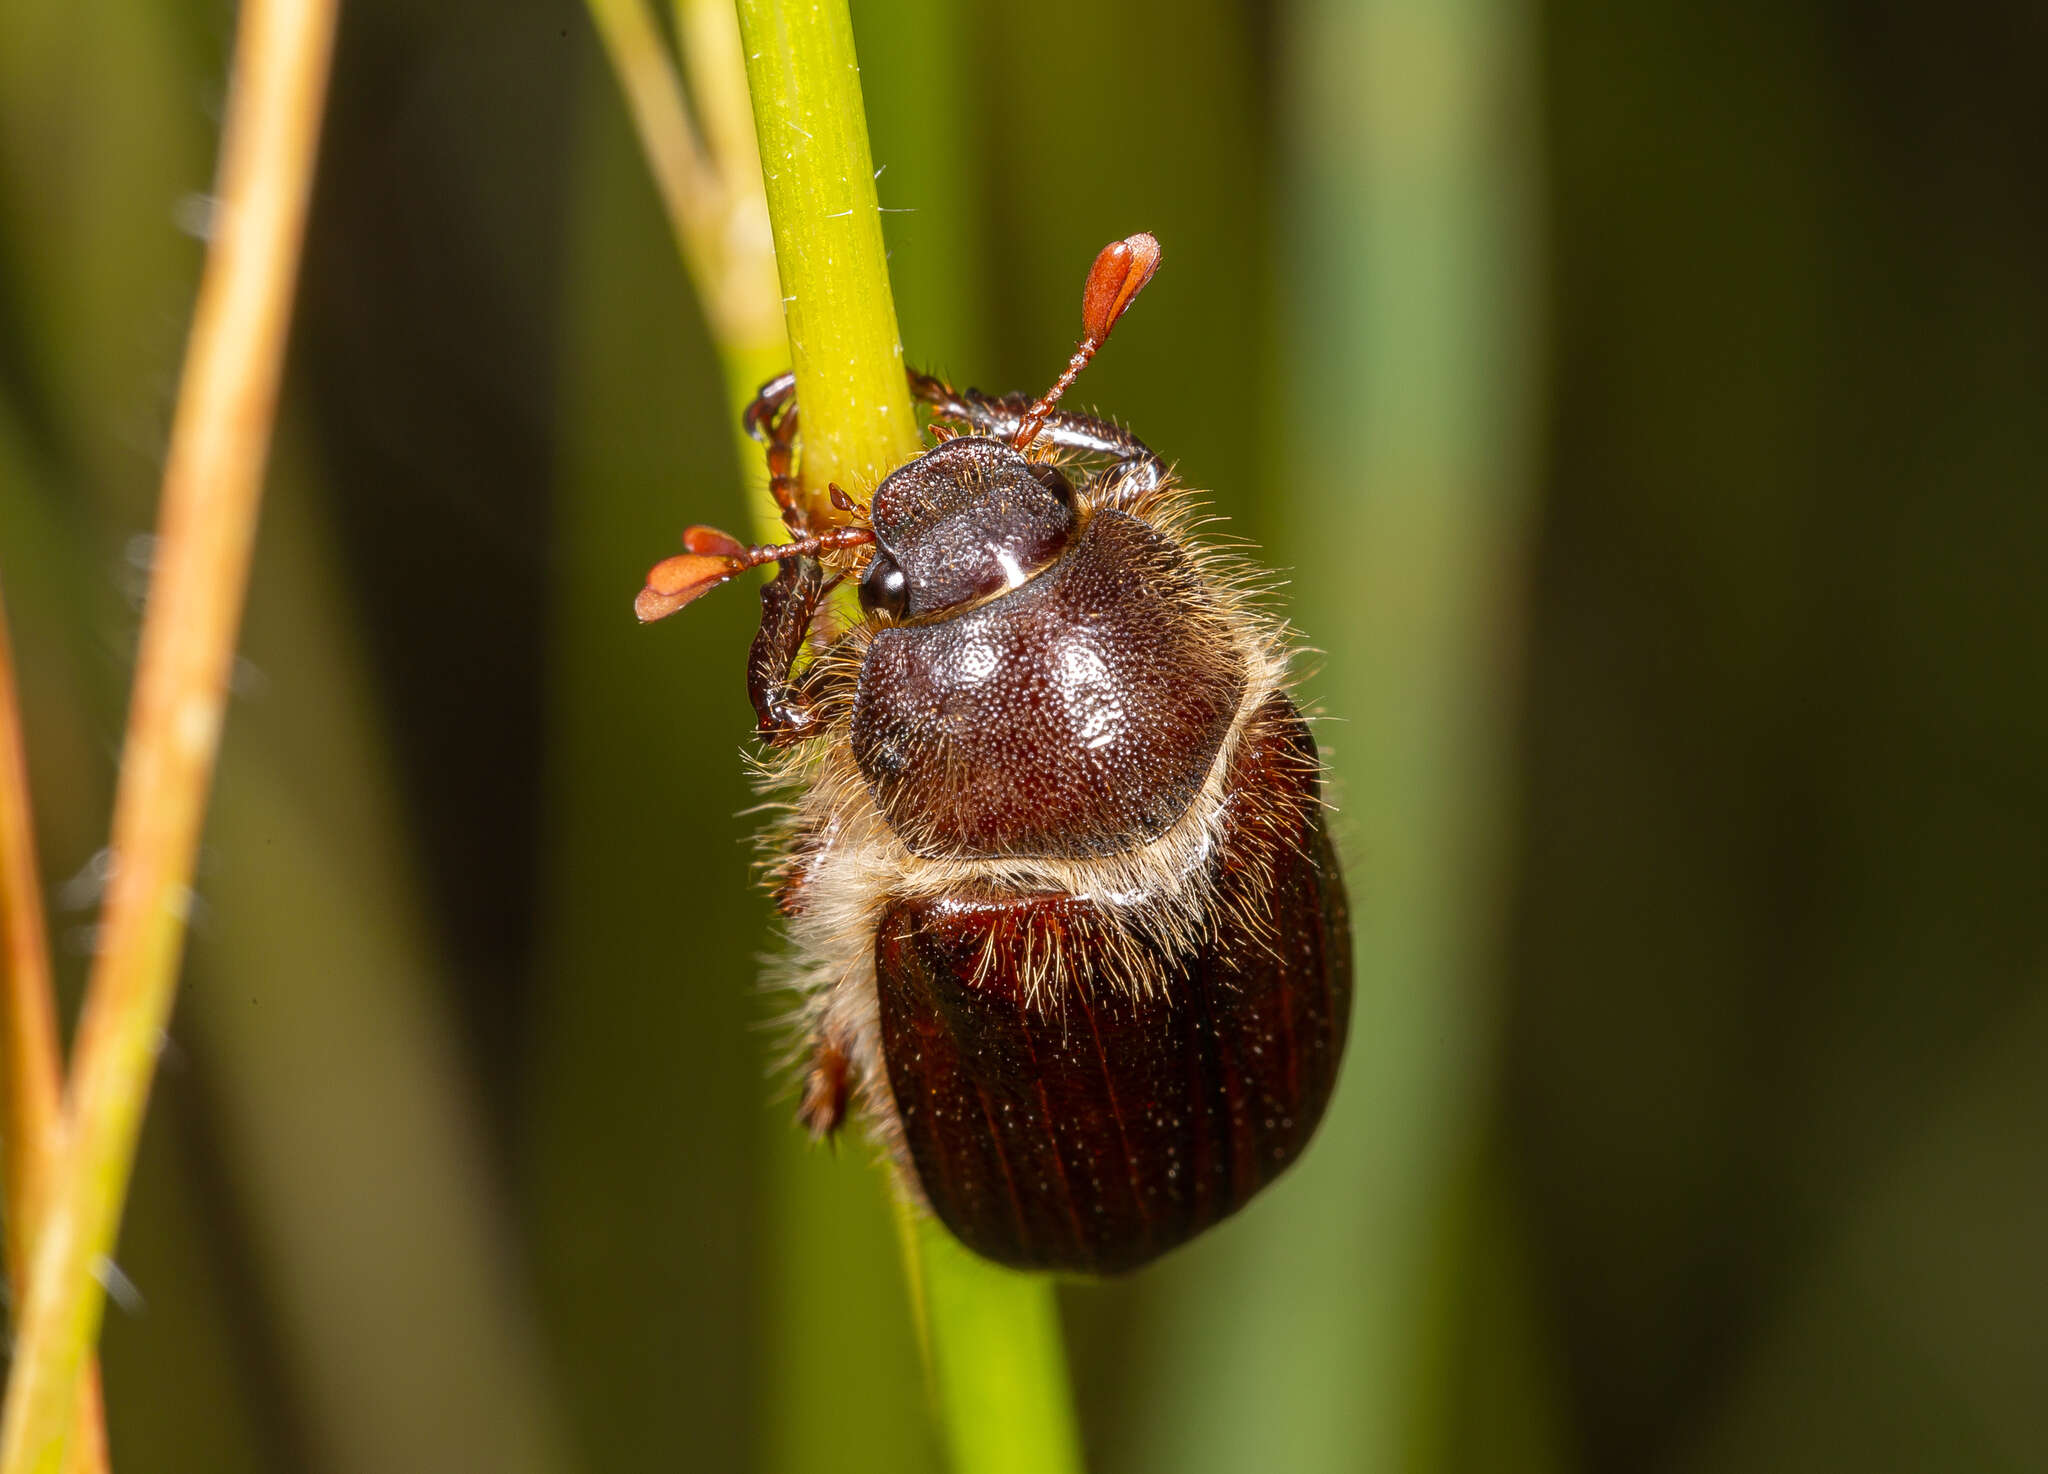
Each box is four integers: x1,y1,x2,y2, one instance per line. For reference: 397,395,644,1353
639,236,1351,1274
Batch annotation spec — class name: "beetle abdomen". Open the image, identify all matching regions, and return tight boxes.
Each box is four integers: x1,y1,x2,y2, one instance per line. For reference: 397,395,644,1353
873,694,1350,1274
851,511,1246,861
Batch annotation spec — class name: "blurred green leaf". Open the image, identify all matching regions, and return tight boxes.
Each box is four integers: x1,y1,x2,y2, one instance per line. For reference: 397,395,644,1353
1119,1,1551,1471
527,52,766,1471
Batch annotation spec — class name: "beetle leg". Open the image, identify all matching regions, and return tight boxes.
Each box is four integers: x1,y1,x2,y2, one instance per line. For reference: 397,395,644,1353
741,369,796,438
743,370,806,531
748,555,829,744
797,1033,852,1140
907,369,1166,499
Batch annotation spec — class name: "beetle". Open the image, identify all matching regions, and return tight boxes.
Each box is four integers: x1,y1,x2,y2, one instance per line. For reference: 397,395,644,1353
637,235,1351,1274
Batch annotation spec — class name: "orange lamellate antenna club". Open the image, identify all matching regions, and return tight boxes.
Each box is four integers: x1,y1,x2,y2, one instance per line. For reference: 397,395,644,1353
1082,233,1162,342
1013,232,1162,452
683,525,747,559
635,554,743,622
634,522,874,623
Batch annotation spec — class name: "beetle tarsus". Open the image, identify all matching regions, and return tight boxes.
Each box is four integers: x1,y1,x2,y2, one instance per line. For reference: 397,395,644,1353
743,371,806,532
742,371,797,442
747,556,828,744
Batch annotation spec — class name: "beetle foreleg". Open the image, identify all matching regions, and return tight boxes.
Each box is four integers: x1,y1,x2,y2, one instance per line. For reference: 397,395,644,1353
748,556,829,744
743,370,806,532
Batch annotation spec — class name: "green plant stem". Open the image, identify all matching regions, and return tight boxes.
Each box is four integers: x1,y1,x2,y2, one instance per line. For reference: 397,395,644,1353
669,0,792,538
0,592,63,1385
905,1205,1084,1474
730,3,1083,1469
593,0,1084,1460
0,1,338,1468
587,8,938,1468
0,594,108,1474
584,0,785,537
734,0,920,511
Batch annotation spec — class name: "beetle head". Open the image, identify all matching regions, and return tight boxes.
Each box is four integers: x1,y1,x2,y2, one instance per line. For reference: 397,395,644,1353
859,437,1077,621
636,232,1160,628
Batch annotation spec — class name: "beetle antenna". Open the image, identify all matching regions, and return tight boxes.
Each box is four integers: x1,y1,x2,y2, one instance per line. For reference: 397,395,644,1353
1013,232,1161,451
636,523,874,623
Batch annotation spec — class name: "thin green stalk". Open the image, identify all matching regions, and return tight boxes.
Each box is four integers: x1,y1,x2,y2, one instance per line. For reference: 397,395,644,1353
0,0,337,1468
729,2,1083,1469
0,593,108,1474
591,0,1082,1461
583,5,935,1470
670,0,798,537
586,0,787,537
733,0,920,508
0,590,64,1395
908,1209,1083,1474
593,5,942,1465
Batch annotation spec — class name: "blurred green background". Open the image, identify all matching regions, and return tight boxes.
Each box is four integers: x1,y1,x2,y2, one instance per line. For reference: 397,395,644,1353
2,0,2044,1471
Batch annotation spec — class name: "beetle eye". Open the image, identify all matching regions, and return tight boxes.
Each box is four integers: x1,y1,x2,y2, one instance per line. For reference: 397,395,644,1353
1028,461,1075,503
859,553,909,620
